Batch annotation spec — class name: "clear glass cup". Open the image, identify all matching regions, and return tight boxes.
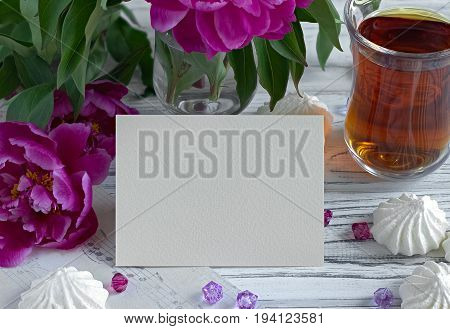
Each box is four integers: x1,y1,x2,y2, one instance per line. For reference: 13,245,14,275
344,0,450,179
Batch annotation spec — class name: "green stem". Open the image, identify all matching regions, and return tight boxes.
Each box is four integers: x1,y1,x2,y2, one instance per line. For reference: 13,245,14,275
166,73,178,104
209,81,222,102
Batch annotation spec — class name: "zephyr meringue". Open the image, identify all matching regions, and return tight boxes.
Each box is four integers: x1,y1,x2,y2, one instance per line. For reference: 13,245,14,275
399,261,450,309
372,194,448,256
257,93,333,139
443,233,450,263
18,267,109,309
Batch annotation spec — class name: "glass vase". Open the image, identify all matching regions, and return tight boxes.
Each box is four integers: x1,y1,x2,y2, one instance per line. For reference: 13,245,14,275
153,32,253,115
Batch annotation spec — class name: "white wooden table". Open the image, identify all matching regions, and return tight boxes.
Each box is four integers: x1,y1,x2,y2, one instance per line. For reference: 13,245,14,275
105,0,450,308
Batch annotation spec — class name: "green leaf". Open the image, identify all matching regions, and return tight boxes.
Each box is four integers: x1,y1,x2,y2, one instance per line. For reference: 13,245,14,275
87,36,107,81
120,4,140,25
316,27,334,70
39,0,72,62
270,29,307,66
9,20,32,43
295,8,317,23
57,0,99,88
254,38,289,111
174,67,204,100
102,45,149,85
185,52,227,100
20,0,42,51
6,83,54,129
0,45,11,62
14,54,54,88
290,61,305,95
101,0,108,10
372,0,382,10
0,0,22,26
71,0,105,94
106,17,154,94
0,56,20,99
290,22,306,94
307,0,342,51
105,0,122,7
228,44,257,109
64,78,84,117
0,33,32,56
155,32,172,81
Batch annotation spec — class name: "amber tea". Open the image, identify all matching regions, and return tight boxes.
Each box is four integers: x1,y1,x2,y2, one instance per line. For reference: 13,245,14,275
345,8,450,178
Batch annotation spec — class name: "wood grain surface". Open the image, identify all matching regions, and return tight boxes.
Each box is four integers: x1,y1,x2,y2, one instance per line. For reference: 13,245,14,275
1,0,447,309
120,0,450,308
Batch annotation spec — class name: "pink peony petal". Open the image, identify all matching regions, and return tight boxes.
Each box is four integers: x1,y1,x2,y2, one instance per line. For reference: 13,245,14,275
173,11,208,53
47,214,72,242
72,149,112,186
196,11,229,52
97,136,116,158
53,169,80,212
53,90,73,119
184,0,229,11
49,123,91,166
41,209,98,250
0,209,9,221
296,0,314,8
8,138,63,171
151,6,189,32
71,172,93,226
30,185,54,214
148,0,188,11
243,6,271,35
214,5,248,49
85,80,129,99
233,0,261,16
17,176,32,192
0,221,35,268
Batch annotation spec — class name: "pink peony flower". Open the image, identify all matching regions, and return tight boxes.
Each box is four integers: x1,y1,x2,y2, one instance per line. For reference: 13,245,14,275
0,122,98,267
147,0,301,57
50,81,138,184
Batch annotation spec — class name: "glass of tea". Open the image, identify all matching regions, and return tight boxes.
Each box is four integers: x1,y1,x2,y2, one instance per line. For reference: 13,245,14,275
344,0,450,179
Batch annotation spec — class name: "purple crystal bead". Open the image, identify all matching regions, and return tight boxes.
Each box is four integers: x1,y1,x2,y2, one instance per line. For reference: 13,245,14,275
111,273,128,293
236,290,258,309
374,288,394,309
202,281,223,305
324,209,333,227
352,222,372,240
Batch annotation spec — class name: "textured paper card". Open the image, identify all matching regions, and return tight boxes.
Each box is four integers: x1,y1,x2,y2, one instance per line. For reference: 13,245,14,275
116,115,324,267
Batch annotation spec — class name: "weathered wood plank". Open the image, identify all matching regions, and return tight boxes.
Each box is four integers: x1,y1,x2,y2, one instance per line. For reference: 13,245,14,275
115,0,450,308
0,0,448,309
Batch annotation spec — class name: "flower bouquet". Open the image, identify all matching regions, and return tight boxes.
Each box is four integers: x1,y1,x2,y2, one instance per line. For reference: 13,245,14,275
149,0,343,114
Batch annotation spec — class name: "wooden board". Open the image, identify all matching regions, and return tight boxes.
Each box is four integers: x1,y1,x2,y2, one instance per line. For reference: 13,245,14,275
1,0,447,309
121,0,450,308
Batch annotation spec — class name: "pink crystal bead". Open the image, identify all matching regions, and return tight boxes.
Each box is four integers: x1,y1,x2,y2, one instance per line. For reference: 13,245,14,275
352,222,372,240
324,209,333,227
111,273,128,293
236,290,258,309
374,288,394,308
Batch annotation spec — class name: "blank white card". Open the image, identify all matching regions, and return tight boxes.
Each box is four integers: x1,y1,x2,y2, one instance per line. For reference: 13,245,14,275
116,115,323,267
